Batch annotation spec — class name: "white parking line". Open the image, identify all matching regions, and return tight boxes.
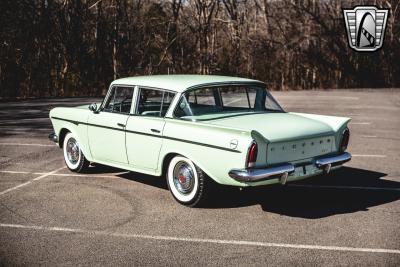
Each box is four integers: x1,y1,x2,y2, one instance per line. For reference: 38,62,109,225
0,166,66,196
224,99,242,105
0,170,35,174
0,170,125,179
0,223,398,254
360,135,377,138
350,122,371,125
276,96,360,100
0,143,55,147
3,170,398,192
45,172,124,179
352,154,387,158
289,184,400,192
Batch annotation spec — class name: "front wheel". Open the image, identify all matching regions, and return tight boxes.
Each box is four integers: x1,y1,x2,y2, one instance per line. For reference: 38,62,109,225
63,132,89,172
167,156,212,207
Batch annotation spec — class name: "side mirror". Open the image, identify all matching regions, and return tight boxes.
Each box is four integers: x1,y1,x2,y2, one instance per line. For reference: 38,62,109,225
89,103,98,113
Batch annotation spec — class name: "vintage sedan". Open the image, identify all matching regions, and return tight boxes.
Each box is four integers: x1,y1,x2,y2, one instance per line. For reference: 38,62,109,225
49,75,351,206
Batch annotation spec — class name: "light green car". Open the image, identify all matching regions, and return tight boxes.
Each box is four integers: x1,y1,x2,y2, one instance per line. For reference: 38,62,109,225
49,75,351,206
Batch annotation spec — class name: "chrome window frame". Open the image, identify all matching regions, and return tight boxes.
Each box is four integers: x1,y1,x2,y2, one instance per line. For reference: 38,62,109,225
100,84,137,115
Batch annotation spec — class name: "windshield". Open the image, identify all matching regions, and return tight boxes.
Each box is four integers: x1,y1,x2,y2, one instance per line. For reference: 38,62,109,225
174,84,284,120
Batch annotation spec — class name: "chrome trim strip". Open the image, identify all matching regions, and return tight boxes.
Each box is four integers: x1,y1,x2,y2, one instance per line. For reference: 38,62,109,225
50,117,241,153
228,163,295,182
315,152,352,168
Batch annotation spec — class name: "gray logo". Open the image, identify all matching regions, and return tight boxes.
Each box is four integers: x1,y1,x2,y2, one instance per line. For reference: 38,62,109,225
343,6,389,52
229,139,238,149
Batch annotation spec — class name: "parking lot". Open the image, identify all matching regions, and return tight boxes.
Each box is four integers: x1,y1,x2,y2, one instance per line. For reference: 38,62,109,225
0,89,399,266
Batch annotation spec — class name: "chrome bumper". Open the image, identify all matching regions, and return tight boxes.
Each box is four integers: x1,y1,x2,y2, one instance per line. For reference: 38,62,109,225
228,152,352,184
48,132,58,143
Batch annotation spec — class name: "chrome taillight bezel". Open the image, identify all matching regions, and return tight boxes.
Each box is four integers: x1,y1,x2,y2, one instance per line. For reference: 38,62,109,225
246,141,258,168
340,128,350,152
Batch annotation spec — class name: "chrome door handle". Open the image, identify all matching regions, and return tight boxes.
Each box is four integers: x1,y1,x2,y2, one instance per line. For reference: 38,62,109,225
151,129,161,133
117,123,125,127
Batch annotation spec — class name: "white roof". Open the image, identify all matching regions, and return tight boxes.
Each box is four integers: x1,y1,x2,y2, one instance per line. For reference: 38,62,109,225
111,75,264,93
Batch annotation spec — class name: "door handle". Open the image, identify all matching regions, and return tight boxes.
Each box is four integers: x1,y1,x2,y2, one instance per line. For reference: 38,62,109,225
117,123,125,128
151,129,161,133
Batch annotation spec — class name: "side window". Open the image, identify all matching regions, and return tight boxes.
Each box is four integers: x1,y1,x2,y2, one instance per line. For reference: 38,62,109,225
137,88,175,117
103,86,134,114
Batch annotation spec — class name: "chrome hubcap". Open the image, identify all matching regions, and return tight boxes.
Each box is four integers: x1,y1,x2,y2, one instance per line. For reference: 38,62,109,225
173,161,195,194
66,138,79,164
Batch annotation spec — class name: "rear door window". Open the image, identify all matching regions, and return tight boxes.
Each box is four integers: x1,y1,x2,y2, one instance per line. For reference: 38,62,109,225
137,88,175,117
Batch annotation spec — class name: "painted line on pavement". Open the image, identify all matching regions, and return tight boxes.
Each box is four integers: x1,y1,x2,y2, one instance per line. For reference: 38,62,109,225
2,170,398,192
289,184,400,192
352,154,387,158
360,135,377,138
0,143,55,147
0,170,34,174
224,99,242,105
276,96,360,100
0,170,125,179
0,166,66,196
350,122,371,125
0,223,399,254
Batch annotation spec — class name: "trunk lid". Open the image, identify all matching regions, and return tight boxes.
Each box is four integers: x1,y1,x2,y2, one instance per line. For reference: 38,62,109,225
206,112,334,143
205,112,336,164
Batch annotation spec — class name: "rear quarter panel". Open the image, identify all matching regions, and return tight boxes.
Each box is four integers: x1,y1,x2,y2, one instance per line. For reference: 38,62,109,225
159,118,252,186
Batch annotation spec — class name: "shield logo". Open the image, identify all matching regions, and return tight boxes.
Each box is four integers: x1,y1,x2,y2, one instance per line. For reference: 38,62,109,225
343,6,389,52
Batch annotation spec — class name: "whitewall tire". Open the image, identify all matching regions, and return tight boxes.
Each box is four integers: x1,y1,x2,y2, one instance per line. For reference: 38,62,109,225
63,132,89,172
167,156,211,207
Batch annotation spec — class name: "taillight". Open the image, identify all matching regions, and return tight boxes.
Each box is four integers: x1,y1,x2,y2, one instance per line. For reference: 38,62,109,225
340,128,350,152
246,142,258,168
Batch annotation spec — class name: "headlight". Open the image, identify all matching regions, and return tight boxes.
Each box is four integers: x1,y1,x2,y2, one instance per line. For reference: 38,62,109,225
340,128,350,152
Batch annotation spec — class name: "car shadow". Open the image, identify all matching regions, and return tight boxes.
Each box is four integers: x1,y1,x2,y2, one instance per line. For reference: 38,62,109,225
205,167,400,219
79,164,400,219
83,165,400,219
117,171,168,190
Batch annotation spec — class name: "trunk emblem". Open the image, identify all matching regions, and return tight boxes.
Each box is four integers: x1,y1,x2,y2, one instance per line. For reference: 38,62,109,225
229,139,238,149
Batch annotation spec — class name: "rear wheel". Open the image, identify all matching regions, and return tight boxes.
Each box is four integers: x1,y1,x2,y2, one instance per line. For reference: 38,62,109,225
63,132,89,172
167,156,211,207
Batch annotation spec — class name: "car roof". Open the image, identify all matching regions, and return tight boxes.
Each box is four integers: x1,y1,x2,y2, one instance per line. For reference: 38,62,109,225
110,75,264,93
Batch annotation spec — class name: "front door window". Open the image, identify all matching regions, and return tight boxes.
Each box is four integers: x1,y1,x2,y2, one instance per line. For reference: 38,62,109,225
103,86,134,114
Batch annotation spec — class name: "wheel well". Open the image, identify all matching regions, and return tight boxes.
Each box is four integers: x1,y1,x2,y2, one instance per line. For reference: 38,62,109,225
58,128,70,148
161,153,179,178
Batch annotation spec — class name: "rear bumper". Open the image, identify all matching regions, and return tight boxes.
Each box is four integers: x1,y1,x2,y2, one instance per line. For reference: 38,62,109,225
228,152,352,183
48,132,58,143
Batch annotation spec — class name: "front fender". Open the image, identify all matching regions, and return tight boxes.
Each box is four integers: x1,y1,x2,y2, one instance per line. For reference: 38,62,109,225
49,107,93,161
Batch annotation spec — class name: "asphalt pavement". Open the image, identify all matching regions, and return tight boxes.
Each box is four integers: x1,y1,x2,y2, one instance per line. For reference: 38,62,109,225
0,90,399,266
